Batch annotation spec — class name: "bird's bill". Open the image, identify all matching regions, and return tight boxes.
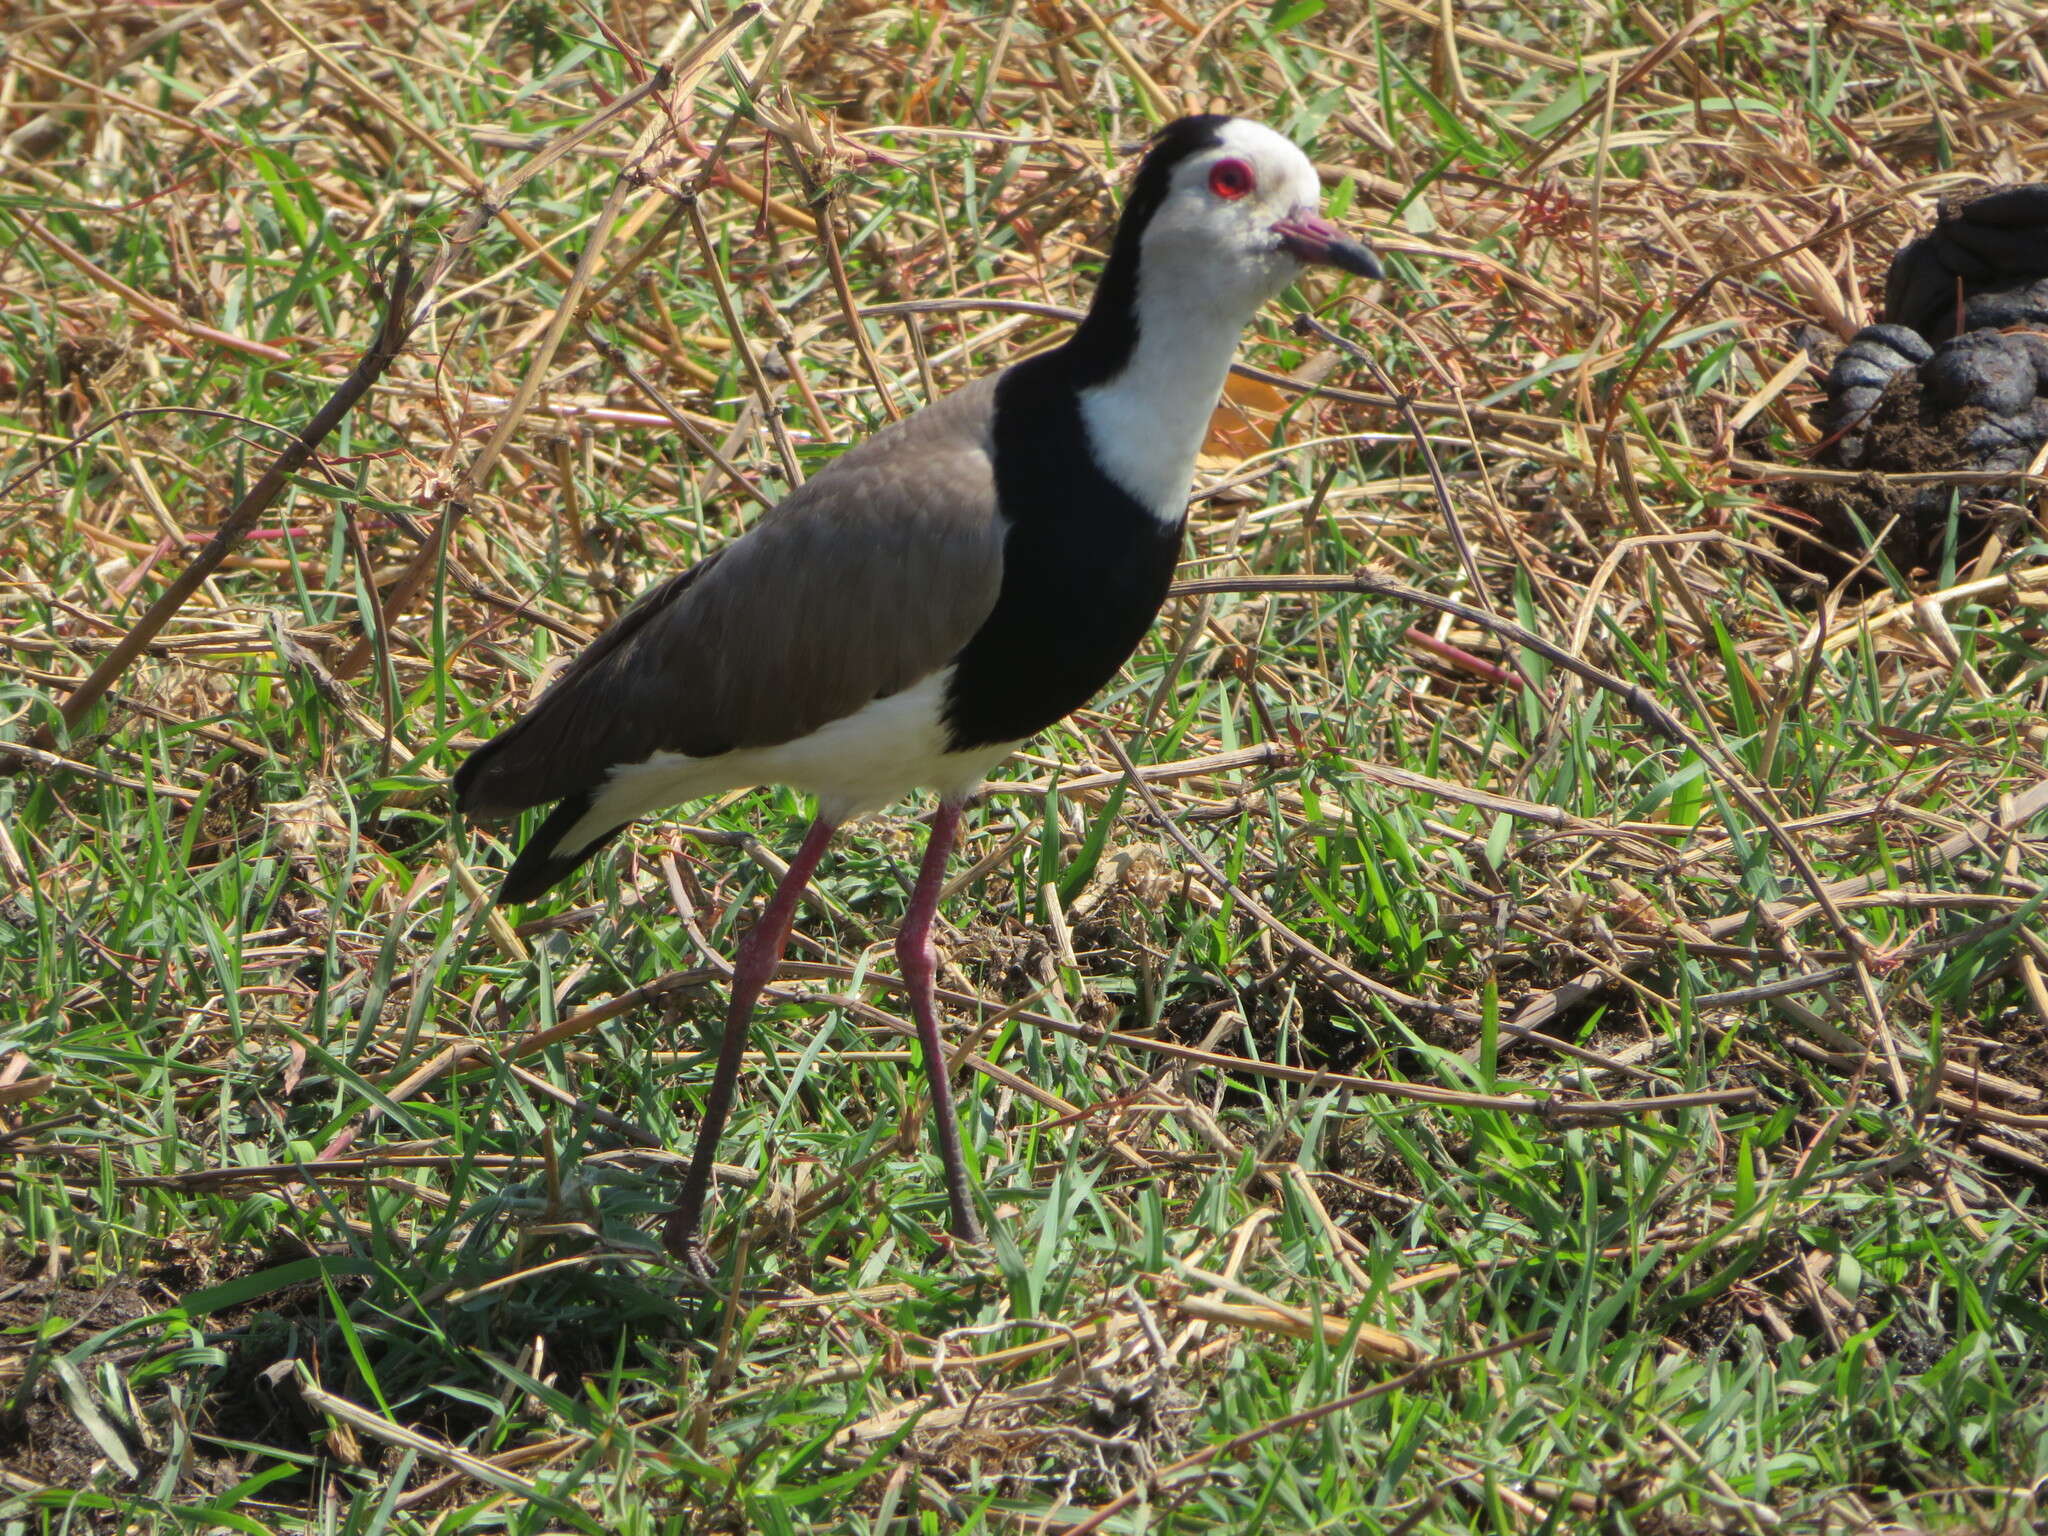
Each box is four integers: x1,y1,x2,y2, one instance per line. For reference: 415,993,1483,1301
1272,209,1384,279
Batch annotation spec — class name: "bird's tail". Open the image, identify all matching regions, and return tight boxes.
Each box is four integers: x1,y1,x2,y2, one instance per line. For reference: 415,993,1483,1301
496,791,627,905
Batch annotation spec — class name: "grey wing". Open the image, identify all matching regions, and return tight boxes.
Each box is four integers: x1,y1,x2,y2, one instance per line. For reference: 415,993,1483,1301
455,391,1004,817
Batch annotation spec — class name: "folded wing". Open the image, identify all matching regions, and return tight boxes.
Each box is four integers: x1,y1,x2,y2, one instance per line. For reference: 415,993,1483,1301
455,379,1006,819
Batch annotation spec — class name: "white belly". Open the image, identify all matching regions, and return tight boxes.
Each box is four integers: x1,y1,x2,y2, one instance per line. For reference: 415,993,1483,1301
557,669,1019,853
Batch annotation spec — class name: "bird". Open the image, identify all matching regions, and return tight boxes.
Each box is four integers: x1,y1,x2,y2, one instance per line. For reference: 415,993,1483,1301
454,115,1384,1276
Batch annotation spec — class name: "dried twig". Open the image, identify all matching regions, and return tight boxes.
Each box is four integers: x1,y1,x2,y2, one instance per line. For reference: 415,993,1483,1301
4,248,418,768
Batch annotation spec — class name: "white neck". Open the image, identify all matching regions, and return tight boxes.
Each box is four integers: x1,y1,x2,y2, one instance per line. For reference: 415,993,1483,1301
1075,279,1254,523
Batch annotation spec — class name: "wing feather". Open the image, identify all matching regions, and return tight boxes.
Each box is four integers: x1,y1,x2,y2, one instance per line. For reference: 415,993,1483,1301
455,377,1004,817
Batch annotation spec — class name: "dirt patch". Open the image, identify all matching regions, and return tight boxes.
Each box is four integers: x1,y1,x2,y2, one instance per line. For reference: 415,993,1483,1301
0,1267,164,1488
0,1244,709,1508
1317,1122,1430,1233
1775,371,2025,584
0,1382,115,1491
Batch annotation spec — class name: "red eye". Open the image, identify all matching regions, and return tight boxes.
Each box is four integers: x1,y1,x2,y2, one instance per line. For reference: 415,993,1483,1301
1208,158,1255,199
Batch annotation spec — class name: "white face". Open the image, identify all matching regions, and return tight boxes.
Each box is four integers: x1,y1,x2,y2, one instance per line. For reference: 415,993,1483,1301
1137,119,1334,316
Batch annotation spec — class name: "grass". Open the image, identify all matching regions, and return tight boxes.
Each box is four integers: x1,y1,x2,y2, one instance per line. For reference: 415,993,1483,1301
2,0,2046,1531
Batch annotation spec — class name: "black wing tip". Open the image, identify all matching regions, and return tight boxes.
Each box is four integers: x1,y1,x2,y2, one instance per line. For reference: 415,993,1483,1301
490,793,625,906
451,749,485,814
496,849,581,906
452,730,519,818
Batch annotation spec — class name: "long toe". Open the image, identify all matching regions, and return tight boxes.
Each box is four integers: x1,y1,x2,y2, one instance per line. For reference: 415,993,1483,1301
928,1225,997,1278
662,1211,720,1285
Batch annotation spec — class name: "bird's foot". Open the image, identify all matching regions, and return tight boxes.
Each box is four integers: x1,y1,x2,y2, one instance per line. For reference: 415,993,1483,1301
926,1222,996,1277
662,1211,719,1287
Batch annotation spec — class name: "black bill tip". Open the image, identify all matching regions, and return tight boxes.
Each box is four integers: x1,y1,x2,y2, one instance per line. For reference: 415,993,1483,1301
1273,209,1385,280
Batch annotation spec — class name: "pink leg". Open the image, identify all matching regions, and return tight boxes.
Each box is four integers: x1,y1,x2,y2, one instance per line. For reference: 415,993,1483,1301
664,816,836,1276
897,799,984,1245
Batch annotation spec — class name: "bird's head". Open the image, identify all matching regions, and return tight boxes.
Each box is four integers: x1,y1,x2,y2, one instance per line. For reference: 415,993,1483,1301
1115,115,1383,319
